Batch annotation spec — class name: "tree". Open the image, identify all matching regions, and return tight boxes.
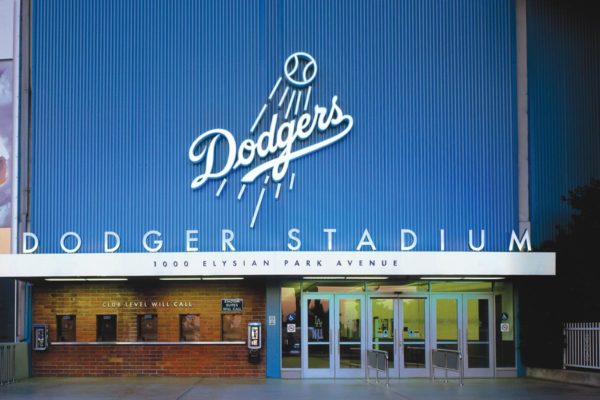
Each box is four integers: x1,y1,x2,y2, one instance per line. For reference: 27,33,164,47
519,178,600,368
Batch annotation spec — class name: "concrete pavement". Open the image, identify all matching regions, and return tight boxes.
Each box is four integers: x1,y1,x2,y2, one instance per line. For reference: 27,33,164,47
1,377,599,400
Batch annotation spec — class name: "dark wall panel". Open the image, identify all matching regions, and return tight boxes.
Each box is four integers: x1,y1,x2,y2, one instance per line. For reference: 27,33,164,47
528,0,600,244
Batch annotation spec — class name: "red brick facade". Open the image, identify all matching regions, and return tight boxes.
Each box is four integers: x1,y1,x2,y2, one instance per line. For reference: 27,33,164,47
32,281,266,377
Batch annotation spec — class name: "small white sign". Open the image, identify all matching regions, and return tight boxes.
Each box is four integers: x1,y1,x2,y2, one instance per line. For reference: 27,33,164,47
268,315,277,326
500,323,510,333
287,323,296,333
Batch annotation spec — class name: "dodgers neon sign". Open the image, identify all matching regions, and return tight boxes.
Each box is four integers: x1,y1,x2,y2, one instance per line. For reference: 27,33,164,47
188,52,353,228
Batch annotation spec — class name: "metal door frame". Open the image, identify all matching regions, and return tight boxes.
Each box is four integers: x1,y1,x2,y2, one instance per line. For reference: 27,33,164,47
367,296,399,378
430,294,495,378
301,293,334,378
462,294,495,377
430,294,463,379
301,293,366,378
367,295,429,378
398,297,430,377
334,294,366,378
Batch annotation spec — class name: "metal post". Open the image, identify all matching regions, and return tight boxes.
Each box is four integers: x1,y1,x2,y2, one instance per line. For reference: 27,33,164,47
11,345,15,383
458,353,465,386
563,324,567,369
386,356,389,387
444,352,448,383
563,322,600,371
366,349,389,386
0,344,17,385
431,348,464,385
429,349,436,383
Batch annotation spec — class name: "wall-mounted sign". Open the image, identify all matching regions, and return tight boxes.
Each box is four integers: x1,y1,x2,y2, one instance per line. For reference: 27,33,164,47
287,323,296,333
101,300,192,308
221,298,244,313
500,322,510,333
19,228,534,254
0,250,555,278
188,52,354,229
268,315,276,326
500,312,509,321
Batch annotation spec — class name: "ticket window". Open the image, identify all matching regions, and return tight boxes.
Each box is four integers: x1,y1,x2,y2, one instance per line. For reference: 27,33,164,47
180,314,200,341
138,314,158,342
222,314,243,341
96,315,117,342
56,315,76,342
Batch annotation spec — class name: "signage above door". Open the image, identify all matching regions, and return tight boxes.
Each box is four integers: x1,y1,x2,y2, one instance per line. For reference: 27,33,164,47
0,251,555,278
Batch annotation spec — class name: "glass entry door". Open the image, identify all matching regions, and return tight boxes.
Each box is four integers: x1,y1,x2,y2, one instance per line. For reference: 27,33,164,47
303,294,333,377
368,297,429,378
369,298,396,376
335,295,364,377
301,294,365,378
431,295,494,378
463,295,493,377
400,298,429,376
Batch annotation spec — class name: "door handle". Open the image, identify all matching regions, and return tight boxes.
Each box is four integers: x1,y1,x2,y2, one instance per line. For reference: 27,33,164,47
330,329,333,356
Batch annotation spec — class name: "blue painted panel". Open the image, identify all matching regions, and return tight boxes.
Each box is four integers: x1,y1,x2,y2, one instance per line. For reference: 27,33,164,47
527,0,600,245
30,0,518,253
265,284,281,378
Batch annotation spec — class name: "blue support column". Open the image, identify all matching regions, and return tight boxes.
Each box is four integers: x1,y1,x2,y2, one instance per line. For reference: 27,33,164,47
515,286,525,377
265,283,281,378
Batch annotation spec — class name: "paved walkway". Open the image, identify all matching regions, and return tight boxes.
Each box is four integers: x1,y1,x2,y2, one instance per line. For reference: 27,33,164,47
1,377,599,400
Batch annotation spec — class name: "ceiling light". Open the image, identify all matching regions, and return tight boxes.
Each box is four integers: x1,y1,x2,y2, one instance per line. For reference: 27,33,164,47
420,277,462,280
159,277,203,281
302,276,342,280
345,277,388,280
202,277,244,280
463,277,504,280
45,278,86,282
86,278,128,281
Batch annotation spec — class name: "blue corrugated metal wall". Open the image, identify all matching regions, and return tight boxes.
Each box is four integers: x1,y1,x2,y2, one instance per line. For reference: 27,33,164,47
30,0,518,253
528,0,600,245
265,284,281,377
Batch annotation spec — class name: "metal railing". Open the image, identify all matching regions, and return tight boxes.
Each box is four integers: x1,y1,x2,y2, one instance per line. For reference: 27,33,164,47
0,343,16,386
564,322,600,370
366,349,389,386
431,348,463,386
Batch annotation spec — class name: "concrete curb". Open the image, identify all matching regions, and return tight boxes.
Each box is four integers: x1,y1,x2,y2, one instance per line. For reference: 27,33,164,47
526,367,600,388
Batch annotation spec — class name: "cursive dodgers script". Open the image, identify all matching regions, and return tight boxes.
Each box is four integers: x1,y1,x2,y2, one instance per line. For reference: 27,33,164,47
189,95,353,189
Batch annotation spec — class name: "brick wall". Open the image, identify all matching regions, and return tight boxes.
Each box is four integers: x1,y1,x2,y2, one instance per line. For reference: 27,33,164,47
32,280,266,377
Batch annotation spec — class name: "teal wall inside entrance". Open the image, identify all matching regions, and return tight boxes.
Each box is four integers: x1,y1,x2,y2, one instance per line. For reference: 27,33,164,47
266,283,281,377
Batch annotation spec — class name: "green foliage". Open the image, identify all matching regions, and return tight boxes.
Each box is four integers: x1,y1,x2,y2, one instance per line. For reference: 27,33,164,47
519,178,600,368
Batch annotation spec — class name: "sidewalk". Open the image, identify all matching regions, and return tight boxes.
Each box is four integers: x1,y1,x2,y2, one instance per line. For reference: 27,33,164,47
1,377,599,400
